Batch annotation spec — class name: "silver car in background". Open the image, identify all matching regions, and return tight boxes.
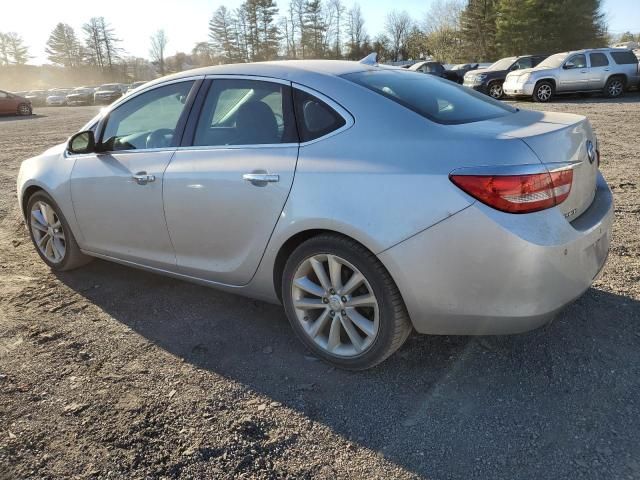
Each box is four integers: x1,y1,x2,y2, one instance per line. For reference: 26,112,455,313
504,48,640,102
17,60,613,369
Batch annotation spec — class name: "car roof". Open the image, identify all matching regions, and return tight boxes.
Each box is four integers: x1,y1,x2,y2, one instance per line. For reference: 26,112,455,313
144,60,374,89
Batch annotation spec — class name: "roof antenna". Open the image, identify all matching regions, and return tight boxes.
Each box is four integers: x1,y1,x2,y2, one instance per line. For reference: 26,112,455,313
359,52,377,66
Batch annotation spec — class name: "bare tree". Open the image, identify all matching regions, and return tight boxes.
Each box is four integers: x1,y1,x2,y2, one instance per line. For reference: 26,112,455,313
346,3,366,59
385,10,412,61
423,0,464,62
150,29,168,75
97,17,121,71
83,18,105,68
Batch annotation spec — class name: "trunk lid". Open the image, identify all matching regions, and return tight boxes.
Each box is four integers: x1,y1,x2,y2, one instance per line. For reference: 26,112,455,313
467,110,598,221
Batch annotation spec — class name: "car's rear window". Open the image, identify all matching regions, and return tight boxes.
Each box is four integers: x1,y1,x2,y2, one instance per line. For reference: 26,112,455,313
343,69,516,125
610,51,638,65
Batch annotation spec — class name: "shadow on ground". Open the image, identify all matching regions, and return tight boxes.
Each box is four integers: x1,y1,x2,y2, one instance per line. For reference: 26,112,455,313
53,258,640,478
0,114,47,122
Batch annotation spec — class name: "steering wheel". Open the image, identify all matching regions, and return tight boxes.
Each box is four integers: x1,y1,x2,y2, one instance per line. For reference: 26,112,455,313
146,128,174,149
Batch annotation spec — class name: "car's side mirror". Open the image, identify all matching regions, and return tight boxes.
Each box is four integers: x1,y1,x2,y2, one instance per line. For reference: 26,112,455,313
564,62,575,70
68,130,96,155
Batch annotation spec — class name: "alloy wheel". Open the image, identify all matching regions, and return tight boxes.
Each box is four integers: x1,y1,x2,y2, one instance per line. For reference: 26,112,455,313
608,80,623,97
30,201,66,263
536,84,552,101
489,83,503,99
291,254,379,357
18,104,31,115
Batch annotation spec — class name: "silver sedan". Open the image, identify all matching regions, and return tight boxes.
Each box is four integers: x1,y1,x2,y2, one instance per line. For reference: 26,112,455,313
17,59,613,369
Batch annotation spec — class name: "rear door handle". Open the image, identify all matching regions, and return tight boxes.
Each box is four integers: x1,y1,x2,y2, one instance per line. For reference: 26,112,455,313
242,173,280,186
133,171,156,185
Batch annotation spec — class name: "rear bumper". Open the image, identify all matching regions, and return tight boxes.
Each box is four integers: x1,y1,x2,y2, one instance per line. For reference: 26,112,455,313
379,172,613,335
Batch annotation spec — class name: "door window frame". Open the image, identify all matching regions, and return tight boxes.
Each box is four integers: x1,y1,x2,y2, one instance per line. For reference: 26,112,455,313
589,52,610,67
564,54,587,70
93,77,204,154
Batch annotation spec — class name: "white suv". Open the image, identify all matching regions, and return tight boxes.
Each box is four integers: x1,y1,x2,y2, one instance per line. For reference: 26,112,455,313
503,48,640,102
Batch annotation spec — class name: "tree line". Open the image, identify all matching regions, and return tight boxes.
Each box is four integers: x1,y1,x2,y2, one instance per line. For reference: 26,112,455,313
0,0,624,82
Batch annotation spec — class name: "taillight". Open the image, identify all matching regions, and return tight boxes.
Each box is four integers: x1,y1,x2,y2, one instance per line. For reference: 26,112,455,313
450,168,573,214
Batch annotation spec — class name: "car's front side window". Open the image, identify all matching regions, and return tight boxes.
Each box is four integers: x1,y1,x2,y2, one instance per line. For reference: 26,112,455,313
565,54,587,69
193,79,297,147
101,81,194,151
512,57,532,70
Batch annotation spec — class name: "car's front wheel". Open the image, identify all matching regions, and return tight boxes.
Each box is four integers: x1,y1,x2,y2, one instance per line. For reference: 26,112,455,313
533,81,554,102
282,234,412,370
26,191,92,271
17,103,32,115
488,81,504,99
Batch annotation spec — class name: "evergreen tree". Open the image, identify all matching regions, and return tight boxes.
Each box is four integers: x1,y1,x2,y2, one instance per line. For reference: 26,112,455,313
304,0,327,58
209,6,239,62
46,23,82,67
460,0,497,61
5,33,29,65
496,0,607,57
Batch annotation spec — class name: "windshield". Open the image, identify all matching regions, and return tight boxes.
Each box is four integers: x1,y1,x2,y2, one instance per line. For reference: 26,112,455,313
343,69,516,125
537,53,568,68
100,85,120,91
489,57,517,70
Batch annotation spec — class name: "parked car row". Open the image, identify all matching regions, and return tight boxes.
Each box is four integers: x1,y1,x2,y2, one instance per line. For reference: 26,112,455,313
462,47,639,102
8,81,149,109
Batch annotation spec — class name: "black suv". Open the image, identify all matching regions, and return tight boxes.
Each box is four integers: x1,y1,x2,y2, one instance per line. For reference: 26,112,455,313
463,55,548,98
409,61,461,83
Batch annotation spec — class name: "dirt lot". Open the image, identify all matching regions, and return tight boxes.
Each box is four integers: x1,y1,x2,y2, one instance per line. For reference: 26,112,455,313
1,98,639,480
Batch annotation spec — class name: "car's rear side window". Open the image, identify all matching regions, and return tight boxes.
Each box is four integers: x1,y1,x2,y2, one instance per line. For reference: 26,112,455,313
293,89,346,142
610,51,638,65
590,53,609,67
343,69,516,125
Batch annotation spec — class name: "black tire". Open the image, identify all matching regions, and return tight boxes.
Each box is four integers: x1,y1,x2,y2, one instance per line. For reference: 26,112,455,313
487,81,504,99
533,81,554,103
604,76,625,98
26,191,92,271
17,103,32,116
282,234,412,370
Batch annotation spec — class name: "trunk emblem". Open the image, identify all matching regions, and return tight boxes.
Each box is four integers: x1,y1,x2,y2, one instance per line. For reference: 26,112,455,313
586,140,596,164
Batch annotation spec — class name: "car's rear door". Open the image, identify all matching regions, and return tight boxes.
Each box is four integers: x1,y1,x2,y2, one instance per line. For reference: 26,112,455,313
162,76,299,286
70,79,199,269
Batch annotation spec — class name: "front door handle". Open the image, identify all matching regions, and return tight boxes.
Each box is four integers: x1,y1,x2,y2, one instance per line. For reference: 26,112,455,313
242,173,280,186
133,171,156,185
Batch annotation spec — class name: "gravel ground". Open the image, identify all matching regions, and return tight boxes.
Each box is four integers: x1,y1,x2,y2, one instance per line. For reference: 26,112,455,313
1,98,639,480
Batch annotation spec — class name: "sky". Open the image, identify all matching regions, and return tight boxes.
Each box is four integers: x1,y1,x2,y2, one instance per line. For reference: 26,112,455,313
1,0,638,65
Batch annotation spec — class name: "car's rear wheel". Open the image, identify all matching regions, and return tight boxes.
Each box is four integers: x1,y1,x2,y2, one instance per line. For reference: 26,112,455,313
17,103,32,115
488,81,503,99
26,191,92,271
533,81,554,102
282,234,412,370
604,77,625,98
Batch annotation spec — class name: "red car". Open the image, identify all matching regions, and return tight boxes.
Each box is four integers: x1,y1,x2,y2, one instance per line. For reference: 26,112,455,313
0,90,32,115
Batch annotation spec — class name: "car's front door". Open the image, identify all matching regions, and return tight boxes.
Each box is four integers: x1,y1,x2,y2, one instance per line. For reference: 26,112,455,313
70,79,198,268
163,77,299,285
559,54,589,91
588,52,611,90
0,91,15,114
